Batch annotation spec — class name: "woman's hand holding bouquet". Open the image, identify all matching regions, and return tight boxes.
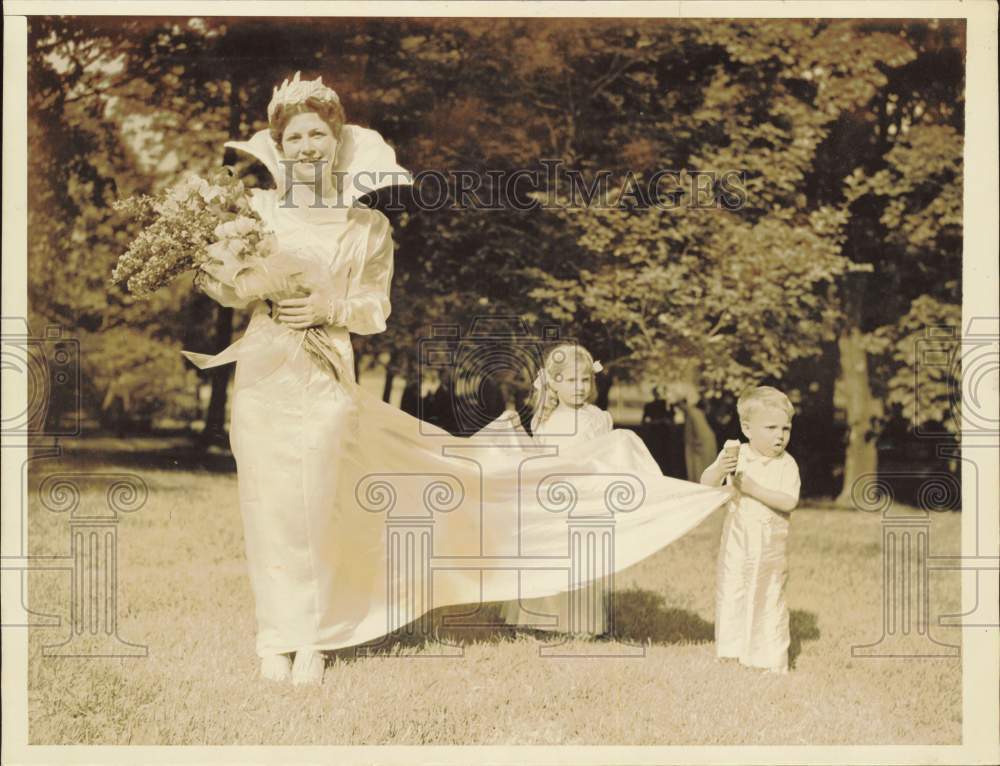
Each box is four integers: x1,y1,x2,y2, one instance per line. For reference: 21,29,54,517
200,224,346,379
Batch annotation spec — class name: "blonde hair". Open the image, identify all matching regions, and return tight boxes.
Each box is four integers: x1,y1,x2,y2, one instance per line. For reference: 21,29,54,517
531,343,599,431
737,385,794,423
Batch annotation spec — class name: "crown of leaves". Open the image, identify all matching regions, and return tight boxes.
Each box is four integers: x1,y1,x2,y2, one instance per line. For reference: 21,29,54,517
267,71,341,123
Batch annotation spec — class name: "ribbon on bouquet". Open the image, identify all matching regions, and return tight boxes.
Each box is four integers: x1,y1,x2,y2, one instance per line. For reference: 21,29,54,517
185,238,351,383
182,311,348,386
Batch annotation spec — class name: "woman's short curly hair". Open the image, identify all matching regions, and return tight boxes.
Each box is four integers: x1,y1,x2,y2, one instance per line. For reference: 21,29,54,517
269,96,346,148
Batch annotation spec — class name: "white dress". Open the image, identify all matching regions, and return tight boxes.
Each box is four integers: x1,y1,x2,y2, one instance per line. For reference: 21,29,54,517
190,349,731,656
194,189,395,656
499,404,615,635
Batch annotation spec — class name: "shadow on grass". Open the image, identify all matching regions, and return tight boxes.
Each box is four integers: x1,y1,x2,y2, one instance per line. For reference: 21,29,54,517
329,593,821,665
335,589,744,662
612,593,820,665
610,588,714,644
50,439,236,474
789,609,820,668
333,603,515,661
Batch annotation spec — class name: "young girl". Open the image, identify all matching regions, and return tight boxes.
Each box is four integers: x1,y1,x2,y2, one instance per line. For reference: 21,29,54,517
499,342,612,636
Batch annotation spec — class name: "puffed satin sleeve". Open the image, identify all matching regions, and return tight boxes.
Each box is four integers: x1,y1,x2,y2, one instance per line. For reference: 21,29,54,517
340,209,394,335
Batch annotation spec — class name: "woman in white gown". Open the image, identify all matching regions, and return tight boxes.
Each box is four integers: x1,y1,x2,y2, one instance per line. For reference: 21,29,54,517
188,73,410,684
187,73,732,686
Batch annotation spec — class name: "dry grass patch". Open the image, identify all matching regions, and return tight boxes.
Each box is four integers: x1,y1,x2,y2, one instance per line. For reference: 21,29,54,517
26,454,961,744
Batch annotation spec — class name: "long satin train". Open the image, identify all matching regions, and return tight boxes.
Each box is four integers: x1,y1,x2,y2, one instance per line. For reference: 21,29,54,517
231,373,730,655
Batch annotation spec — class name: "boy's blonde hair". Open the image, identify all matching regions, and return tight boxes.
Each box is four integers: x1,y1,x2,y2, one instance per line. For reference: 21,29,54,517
737,386,794,423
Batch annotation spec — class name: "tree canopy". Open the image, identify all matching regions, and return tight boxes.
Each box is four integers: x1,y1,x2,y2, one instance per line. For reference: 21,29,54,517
27,17,964,489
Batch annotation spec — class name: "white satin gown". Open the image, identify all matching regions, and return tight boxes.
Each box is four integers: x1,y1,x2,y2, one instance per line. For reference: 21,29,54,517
192,239,733,656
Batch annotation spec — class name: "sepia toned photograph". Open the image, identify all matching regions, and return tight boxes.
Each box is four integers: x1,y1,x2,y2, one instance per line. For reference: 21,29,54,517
2,2,997,763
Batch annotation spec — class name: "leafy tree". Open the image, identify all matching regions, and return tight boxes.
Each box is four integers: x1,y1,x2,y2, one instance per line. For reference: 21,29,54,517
27,17,204,427
829,21,964,503
27,15,963,499
520,19,962,502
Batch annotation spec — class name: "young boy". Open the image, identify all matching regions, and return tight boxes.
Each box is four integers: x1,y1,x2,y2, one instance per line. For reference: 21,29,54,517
701,386,801,673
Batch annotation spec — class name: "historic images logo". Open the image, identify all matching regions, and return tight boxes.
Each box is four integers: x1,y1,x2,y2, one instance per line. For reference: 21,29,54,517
415,316,558,437
277,161,748,212
1,318,147,657
1,318,81,439
851,317,1000,659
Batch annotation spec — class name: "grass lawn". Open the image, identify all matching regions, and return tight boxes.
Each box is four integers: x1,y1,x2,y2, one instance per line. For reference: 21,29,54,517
25,451,962,745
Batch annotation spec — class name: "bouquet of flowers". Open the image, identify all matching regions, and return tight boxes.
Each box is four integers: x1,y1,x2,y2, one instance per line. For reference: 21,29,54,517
112,169,344,379
111,169,261,297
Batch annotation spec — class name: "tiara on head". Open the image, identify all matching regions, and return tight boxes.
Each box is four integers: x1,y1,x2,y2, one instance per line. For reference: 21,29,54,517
267,71,340,123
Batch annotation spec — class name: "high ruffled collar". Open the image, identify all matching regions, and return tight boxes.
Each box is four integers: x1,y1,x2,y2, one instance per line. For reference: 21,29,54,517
224,126,412,207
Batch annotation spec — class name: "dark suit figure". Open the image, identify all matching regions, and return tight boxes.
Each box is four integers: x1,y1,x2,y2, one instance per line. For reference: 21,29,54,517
401,368,458,435
642,387,686,478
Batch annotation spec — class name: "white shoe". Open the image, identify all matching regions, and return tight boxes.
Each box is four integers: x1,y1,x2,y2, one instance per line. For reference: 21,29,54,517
291,650,325,686
260,653,292,682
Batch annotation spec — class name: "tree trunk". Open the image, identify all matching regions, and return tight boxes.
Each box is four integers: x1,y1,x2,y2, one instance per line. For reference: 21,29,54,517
834,324,880,508
200,76,242,448
201,306,234,446
382,366,395,403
